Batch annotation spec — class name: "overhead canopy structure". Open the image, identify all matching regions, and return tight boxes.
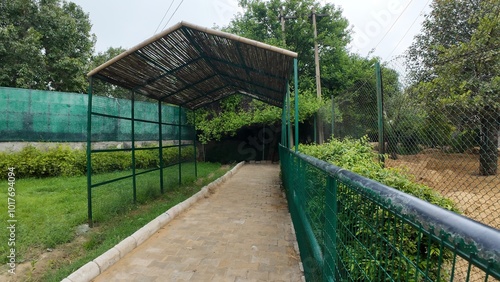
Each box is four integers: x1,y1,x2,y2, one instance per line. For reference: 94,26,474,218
85,22,300,226
88,21,298,109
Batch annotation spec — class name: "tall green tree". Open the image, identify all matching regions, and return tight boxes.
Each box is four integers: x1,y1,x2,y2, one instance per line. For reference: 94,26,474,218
0,0,95,93
228,0,350,96
193,0,353,143
407,0,500,175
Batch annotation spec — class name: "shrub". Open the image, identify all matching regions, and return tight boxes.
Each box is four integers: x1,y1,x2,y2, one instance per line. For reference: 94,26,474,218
301,137,458,210
0,144,196,179
299,136,460,281
91,151,130,174
0,146,82,179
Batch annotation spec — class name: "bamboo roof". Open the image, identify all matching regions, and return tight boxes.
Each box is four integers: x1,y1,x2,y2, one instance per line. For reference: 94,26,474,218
88,21,298,109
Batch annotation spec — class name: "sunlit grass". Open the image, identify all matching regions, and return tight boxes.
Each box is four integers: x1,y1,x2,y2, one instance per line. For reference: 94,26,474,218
0,162,229,281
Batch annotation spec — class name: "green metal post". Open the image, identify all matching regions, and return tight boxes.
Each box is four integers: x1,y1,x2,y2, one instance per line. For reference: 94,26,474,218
375,62,385,165
131,91,137,202
193,110,197,178
331,95,335,138
281,102,285,146
324,176,338,281
314,115,317,143
294,58,299,153
262,124,265,161
178,106,182,187
281,92,287,146
287,86,292,149
86,77,93,227
158,101,164,193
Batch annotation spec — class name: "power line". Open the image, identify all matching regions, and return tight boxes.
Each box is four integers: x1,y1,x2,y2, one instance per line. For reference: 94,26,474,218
385,0,431,60
162,0,184,32
373,0,414,51
154,0,175,35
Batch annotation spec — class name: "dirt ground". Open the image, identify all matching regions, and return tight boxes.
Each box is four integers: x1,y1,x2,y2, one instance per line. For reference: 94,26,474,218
386,150,500,281
0,235,88,282
385,149,500,230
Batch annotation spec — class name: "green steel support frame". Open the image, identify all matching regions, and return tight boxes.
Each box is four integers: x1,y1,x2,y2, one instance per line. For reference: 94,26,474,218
294,58,299,153
86,91,197,226
286,87,292,149
193,110,197,178
85,22,297,228
158,101,164,193
281,101,285,147
178,106,182,187
131,91,137,203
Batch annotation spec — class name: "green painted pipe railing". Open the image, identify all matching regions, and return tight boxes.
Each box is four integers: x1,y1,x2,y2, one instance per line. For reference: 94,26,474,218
280,145,500,282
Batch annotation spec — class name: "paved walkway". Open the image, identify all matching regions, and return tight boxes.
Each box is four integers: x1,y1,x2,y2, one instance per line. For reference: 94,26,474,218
92,164,303,282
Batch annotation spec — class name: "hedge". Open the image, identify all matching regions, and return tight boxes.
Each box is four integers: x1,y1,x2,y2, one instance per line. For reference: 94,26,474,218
0,145,195,179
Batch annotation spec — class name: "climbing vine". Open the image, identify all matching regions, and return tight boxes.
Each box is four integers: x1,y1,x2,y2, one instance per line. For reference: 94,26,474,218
189,90,323,144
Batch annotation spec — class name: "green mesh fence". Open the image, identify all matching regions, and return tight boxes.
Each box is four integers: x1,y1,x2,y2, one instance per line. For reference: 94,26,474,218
280,145,500,282
0,87,194,142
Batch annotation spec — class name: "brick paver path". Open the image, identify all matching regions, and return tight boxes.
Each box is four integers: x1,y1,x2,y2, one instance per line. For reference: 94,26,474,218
93,163,303,281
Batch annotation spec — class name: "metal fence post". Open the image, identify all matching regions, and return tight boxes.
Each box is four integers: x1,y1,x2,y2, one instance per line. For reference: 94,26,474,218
178,106,182,187
86,77,93,227
331,95,335,139
287,86,293,149
375,62,385,165
314,115,317,143
294,58,299,153
158,100,164,193
193,110,197,178
131,91,137,202
282,94,286,146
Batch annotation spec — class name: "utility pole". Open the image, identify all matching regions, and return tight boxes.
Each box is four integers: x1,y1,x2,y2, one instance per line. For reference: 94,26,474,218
279,8,297,46
311,8,327,144
280,8,286,45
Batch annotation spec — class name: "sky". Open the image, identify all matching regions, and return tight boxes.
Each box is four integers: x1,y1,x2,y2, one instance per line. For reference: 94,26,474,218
71,0,432,62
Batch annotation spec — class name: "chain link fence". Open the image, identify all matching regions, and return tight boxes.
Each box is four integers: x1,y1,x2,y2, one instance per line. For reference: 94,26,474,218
321,58,500,230
383,57,499,230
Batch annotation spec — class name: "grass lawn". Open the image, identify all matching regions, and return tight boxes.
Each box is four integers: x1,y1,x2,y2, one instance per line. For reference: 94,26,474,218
0,162,230,281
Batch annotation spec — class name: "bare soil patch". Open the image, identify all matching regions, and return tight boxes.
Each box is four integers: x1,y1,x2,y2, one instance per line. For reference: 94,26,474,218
386,149,500,229
0,235,88,282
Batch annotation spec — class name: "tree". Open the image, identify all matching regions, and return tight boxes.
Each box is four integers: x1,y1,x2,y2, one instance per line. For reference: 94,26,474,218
228,0,350,97
407,0,500,175
193,0,352,143
0,0,95,93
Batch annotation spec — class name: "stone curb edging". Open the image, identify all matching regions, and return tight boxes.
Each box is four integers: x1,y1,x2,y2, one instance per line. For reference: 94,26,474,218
282,191,306,282
62,161,245,282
